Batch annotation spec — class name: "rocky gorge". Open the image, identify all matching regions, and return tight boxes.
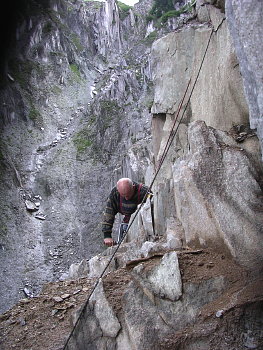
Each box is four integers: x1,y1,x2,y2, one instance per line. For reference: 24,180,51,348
0,0,262,349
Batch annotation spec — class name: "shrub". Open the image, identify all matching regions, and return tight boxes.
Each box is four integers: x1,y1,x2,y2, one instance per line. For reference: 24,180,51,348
69,63,81,78
117,1,132,20
144,30,158,44
148,0,196,23
160,9,180,23
73,129,93,154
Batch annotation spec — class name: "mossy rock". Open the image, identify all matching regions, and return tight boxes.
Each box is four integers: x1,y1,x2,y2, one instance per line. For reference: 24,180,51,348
42,21,53,34
8,58,45,89
148,0,196,24
69,63,81,81
73,128,93,154
117,1,132,20
28,108,41,121
69,33,84,52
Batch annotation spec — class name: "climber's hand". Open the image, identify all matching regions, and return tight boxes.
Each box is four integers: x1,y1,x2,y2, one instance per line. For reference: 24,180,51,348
104,238,114,247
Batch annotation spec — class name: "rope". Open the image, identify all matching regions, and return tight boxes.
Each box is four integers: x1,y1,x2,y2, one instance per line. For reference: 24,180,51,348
63,26,214,349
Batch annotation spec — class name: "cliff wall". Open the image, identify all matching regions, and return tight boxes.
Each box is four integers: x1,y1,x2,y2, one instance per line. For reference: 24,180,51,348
147,1,263,270
0,2,262,348
0,0,154,312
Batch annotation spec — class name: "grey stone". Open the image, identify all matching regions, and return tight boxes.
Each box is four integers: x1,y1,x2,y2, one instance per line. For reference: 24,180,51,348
150,9,248,131
53,296,63,303
88,255,117,279
162,217,183,250
34,213,46,220
23,287,33,298
89,279,121,338
215,309,224,318
226,0,263,156
147,252,182,301
133,251,182,301
139,241,162,258
25,200,38,212
116,328,131,350
68,260,89,279
173,121,263,269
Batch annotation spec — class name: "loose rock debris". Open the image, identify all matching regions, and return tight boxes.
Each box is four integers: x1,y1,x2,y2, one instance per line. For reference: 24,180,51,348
0,278,96,350
0,249,262,350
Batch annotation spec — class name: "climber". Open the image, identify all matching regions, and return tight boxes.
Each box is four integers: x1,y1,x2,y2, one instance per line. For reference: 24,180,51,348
102,178,152,247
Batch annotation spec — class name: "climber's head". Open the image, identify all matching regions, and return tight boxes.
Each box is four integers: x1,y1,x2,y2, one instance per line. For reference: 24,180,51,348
117,178,135,200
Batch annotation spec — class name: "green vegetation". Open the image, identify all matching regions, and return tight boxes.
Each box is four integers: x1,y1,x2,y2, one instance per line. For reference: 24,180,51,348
28,107,41,122
143,97,154,111
160,9,181,22
144,30,158,44
100,100,121,110
131,136,137,144
46,8,66,30
27,96,42,125
73,128,93,154
8,57,48,91
0,148,4,162
70,33,84,52
0,142,7,181
146,14,155,22
0,223,8,238
118,1,132,12
89,115,96,124
117,1,132,20
100,100,121,129
148,0,196,24
42,21,53,34
92,2,103,9
69,63,81,80
50,51,64,57
149,0,175,19
73,100,122,162
82,0,103,7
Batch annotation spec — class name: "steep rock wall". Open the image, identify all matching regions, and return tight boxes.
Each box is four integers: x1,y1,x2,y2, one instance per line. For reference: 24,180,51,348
173,121,263,269
0,0,154,313
225,0,263,154
146,2,263,269
151,5,248,129
0,0,262,328
0,0,262,348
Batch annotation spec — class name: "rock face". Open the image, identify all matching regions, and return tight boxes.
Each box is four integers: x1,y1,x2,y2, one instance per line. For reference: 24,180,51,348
0,0,154,312
148,1,263,272
225,0,263,154
0,3,262,349
61,249,262,350
150,4,248,130
173,120,263,269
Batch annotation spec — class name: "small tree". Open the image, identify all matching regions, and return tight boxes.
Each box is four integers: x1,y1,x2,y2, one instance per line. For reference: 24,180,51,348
149,0,175,19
